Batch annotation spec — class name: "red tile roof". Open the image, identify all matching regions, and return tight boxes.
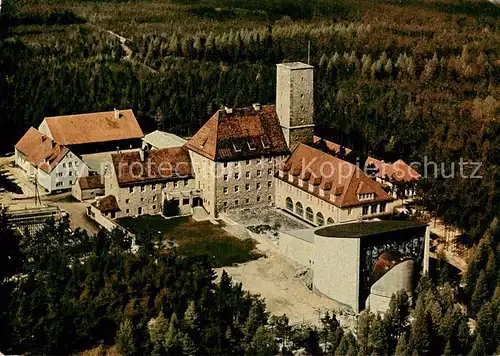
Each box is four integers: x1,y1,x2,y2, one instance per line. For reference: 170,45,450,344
15,127,69,173
185,105,289,161
313,136,420,182
278,144,394,208
77,175,104,190
111,146,193,186
313,136,352,156
91,195,120,213
43,109,144,146
365,157,420,182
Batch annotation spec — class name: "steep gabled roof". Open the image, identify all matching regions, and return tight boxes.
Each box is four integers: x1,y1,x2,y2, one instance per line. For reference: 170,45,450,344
42,109,144,146
91,195,120,213
77,175,104,190
365,157,420,182
111,146,193,186
15,127,69,173
278,144,393,208
185,105,289,161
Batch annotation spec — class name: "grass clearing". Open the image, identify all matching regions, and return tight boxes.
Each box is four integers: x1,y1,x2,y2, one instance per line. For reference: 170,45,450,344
117,215,261,267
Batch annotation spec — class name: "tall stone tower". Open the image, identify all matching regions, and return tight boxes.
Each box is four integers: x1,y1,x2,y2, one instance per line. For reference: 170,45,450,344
276,62,314,152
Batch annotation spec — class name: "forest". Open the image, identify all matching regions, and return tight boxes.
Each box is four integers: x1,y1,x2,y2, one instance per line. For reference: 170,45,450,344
0,0,500,354
1,212,500,355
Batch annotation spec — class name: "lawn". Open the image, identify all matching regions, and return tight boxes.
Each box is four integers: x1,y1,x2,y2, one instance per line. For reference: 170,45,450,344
117,215,261,267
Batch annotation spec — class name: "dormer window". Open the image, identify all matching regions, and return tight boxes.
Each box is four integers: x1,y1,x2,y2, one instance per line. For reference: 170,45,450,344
232,143,242,153
298,179,304,187
358,192,374,201
319,188,325,197
288,174,293,182
247,141,256,151
308,183,314,192
261,138,270,149
279,170,284,178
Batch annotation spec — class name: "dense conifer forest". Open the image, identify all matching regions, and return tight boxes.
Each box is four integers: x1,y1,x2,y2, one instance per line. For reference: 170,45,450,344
1,0,500,354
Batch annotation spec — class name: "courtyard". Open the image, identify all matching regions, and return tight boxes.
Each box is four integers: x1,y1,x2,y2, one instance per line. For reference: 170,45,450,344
116,215,261,267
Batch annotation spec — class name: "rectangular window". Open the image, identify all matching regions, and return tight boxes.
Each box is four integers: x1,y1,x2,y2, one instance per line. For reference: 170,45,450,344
174,181,179,188
371,205,378,214
69,180,73,185
257,158,261,165
62,163,66,168
153,195,157,201
268,195,272,201
224,174,228,181
234,186,239,193
268,181,272,188
246,198,250,204
235,161,239,167
246,171,250,178
257,196,261,202
126,209,130,214
256,183,261,190
234,173,239,180
362,206,369,215
183,198,189,205
129,187,134,193
257,170,261,177
245,184,250,191
162,183,167,189
268,169,272,175
223,162,228,168
380,203,387,213
141,185,145,192
69,171,73,176
223,187,228,194
68,162,72,167
153,205,157,210
246,159,250,165
235,200,239,206
348,208,352,215
223,201,227,207
75,161,79,166
125,199,129,204
184,180,188,186
138,207,142,215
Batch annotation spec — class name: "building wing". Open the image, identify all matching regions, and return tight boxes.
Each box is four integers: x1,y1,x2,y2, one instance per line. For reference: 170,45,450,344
186,105,289,161
42,109,144,146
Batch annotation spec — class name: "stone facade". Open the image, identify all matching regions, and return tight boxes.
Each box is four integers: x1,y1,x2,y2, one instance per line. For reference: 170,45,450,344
104,163,196,218
215,156,286,215
276,62,315,151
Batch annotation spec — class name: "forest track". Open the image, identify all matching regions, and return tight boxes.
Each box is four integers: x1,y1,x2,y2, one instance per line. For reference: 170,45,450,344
94,26,158,74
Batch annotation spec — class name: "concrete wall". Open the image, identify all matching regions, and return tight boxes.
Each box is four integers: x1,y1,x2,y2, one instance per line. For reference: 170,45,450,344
278,230,313,267
313,233,360,312
367,260,415,314
87,205,123,232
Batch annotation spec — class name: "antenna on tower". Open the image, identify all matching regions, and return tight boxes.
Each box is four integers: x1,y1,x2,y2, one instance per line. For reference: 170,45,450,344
307,41,311,64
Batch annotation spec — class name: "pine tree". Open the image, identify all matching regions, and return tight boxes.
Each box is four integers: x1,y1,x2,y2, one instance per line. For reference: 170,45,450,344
471,270,489,314
408,299,430,354
470,334,486,355
251,325,278,356
370,314,389,356
394,333,408,356
115,319,136,356
476,302,495,353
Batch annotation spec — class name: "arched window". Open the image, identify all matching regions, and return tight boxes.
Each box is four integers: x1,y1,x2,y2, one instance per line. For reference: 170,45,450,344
295,202,304,216
286,197,293,211
327,217,335,225
316,212,324,226
306,207,314,222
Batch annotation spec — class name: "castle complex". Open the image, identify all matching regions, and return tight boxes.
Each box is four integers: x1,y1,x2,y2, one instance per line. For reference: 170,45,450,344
12,61,426,313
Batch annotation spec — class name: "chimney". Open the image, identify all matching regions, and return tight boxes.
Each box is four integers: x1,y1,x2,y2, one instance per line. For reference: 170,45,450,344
114,108,119,119
252,103,261,111
224,106,233,114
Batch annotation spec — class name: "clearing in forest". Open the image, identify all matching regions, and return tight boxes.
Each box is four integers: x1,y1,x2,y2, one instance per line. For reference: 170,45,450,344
117,215,261,267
